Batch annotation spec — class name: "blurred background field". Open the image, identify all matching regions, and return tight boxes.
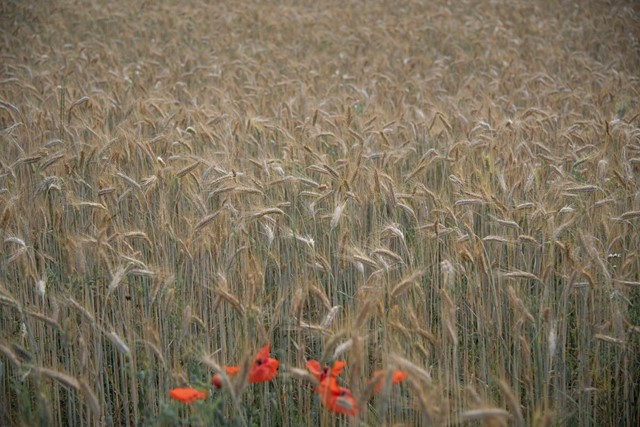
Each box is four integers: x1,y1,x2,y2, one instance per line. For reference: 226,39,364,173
1,0,639,425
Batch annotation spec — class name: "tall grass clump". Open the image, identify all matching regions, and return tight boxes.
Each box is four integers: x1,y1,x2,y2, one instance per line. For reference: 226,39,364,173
1,0,639,425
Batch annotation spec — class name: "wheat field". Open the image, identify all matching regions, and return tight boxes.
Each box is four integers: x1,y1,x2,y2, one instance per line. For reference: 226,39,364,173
1,0,639,425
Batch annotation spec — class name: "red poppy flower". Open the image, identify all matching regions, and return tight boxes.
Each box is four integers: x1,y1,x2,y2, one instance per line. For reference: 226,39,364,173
224,366,241,375
305,359,347,383
169,387,206,403
305,359,323,379
369,369,407,392
212,343,279,388
247,343,279,383
317,380,358,416
307,360,357,416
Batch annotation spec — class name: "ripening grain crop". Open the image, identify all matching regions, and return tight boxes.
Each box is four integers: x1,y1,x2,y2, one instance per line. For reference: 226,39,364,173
1,0,639,426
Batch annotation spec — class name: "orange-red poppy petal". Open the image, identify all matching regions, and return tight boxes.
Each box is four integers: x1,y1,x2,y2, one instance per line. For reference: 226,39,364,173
306,359,347,381
169,387,206,403
391,370,407,383
329,360,347,378
318,384,358,416
305,360,322,378
254,343,271,362
249,357,279,383
213,345,280,387
370,369,408,392
331,392,358,416
248,343,279,383
224,366,241,375
212,365,241,388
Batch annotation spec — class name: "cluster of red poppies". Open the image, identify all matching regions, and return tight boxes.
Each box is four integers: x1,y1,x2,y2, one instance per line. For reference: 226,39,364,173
169,343,406,417
305,359,407,416
211,343,279,388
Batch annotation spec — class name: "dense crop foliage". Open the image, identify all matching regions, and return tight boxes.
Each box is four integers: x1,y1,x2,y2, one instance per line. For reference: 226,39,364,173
1,0,639,425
